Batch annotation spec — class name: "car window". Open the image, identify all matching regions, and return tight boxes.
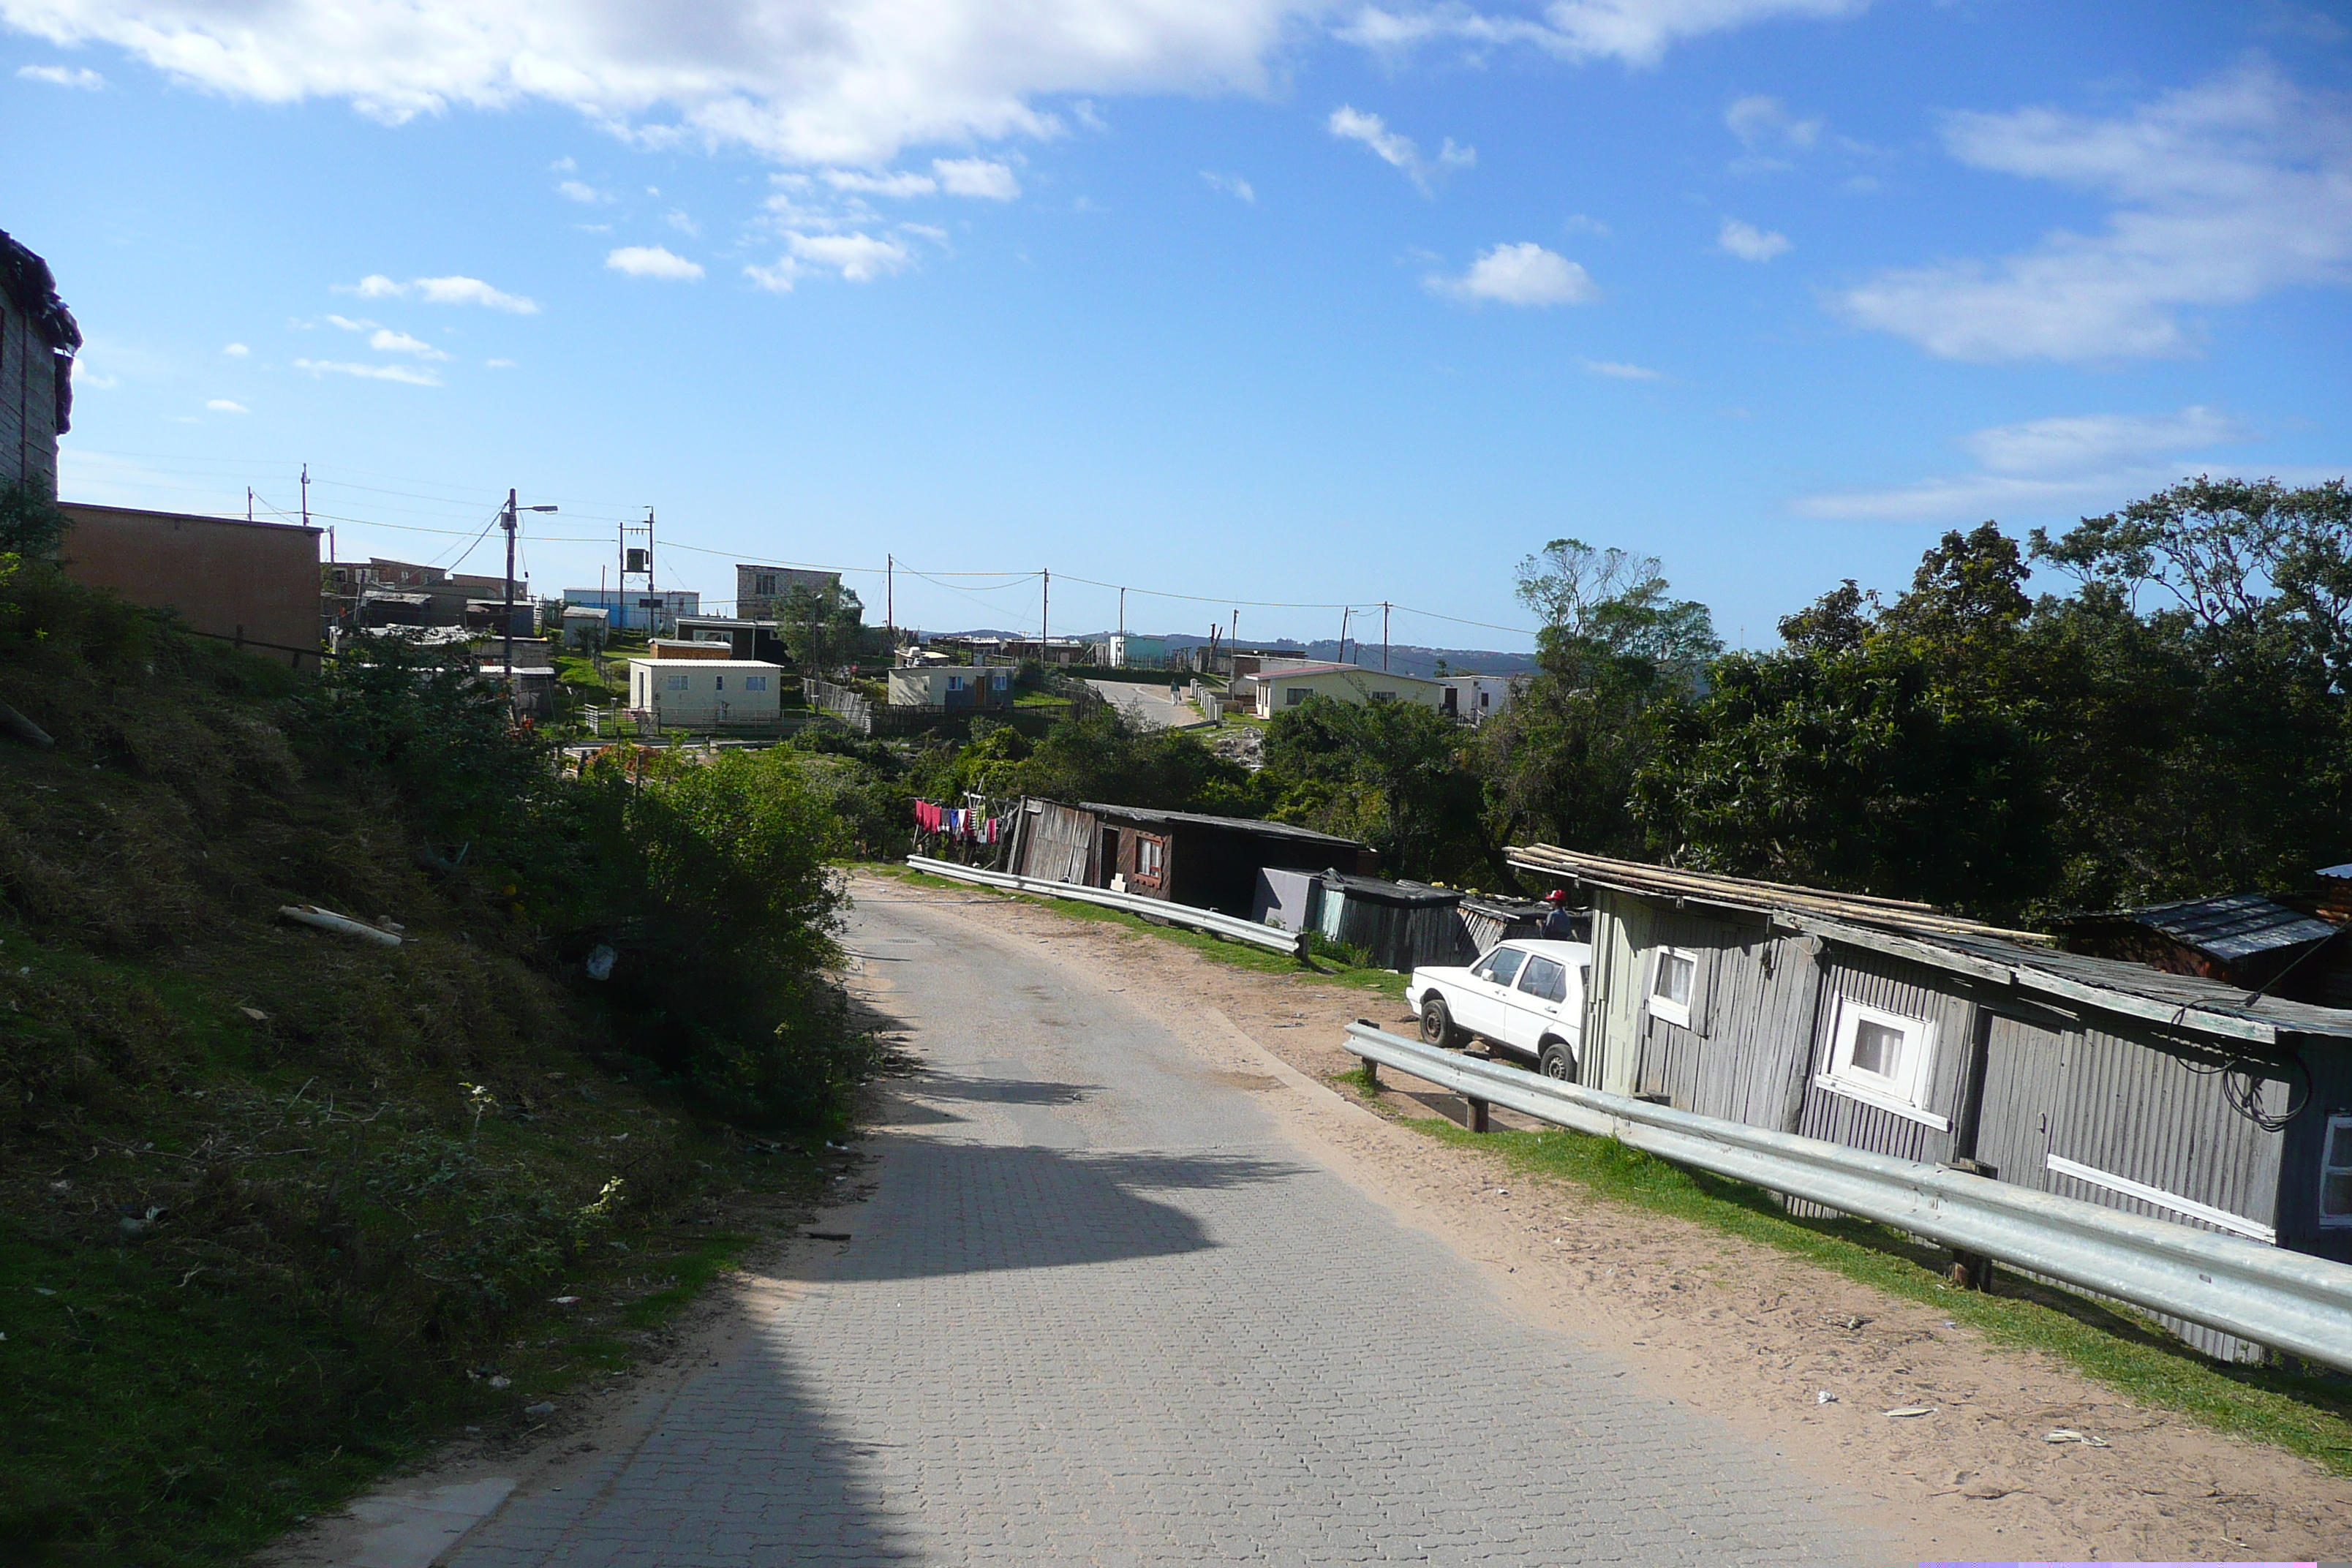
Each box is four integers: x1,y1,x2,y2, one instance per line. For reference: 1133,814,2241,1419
1474,947,1526,987
1517,955,1568,1003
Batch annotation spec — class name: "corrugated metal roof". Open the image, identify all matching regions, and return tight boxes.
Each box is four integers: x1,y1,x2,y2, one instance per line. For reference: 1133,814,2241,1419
1507,845,2048,944
2081,893,2340,963
1082,802,1368,851
1318,872,1460,906
1507,845,2352,1043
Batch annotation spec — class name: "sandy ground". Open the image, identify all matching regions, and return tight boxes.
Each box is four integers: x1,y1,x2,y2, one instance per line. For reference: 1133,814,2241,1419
274,873,2352,1566
877,877,2352,1565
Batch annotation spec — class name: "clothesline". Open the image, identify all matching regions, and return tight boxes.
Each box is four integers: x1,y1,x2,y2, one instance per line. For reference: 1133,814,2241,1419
913,799,1002,844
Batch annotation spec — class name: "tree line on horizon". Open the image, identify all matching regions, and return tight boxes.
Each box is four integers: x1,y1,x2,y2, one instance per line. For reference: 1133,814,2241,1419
876,475,2352,927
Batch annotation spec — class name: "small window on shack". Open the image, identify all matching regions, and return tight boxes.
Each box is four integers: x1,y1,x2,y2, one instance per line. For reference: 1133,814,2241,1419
664,674,689,692
1135,836,1166,886
2323,1114,2352,1229
1648,947,1698,1028
1818,994,1941,1124
1286,687,1310,706
745,676,768,692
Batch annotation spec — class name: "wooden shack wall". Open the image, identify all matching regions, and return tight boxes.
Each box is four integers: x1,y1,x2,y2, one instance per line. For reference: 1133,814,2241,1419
2276,1044,2352,1264
1014,800,1097,884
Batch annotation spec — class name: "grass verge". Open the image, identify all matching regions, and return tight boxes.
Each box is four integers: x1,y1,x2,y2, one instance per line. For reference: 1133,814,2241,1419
1342,1077,2352,1475
860,862,1409,1001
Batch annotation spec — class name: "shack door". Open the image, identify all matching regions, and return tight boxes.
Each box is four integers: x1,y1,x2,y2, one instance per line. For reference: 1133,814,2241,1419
1589,893,1652,1096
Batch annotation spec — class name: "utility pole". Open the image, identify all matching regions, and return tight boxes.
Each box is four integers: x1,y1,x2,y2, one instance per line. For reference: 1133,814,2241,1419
246,486,254,523
1040,569,1050,660
1230,608,1238,650
502,489,519,685
300,464,309,530
886,554,894,660
1118,586,1126,664
1339,606,1351,666
502,490,559,710
1382,602,1390,672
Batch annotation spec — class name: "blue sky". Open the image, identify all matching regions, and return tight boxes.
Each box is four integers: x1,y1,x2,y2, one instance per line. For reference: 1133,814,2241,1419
5,0,2348,654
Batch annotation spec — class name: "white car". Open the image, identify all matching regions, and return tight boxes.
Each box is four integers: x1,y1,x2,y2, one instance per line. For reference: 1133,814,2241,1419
1405,938,1591,1080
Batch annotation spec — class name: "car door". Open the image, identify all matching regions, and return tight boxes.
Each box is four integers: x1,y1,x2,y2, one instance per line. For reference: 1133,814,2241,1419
1452,945,1526,1038
1500,954,1571,1054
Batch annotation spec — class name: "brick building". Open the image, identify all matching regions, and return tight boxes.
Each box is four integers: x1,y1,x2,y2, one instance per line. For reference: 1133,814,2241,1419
1,229,80,493
735,562,839,619
59,504,324,670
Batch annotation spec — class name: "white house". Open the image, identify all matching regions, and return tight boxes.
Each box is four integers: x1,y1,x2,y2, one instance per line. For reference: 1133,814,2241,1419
1100,633,1168,669
887,666,1013,709
1246,662,1449,719
627,659,784,727
1438,673,1528,725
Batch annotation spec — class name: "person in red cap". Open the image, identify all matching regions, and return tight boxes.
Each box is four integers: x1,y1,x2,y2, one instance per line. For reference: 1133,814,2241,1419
1539,888,1578,939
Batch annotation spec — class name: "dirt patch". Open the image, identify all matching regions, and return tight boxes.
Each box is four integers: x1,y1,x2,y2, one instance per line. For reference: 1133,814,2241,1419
864,872,2352,1564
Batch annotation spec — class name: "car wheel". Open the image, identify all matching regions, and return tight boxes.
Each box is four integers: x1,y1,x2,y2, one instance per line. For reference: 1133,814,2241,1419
1420,997,1460,1047
1538,1041,1575,1080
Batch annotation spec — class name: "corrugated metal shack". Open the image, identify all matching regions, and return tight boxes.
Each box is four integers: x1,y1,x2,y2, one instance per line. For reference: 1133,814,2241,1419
1085,803,1376,916
1313,872,1467,971
1509,845,2352,1362
1008,799,1376,917
1458,894,1552,954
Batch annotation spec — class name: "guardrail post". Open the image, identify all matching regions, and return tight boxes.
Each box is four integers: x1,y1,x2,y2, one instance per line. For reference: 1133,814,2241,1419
1466,1096,1490,1134
1360,1056,1380,1090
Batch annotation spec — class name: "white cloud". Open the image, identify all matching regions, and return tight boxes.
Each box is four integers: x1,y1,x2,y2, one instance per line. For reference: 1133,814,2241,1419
932,157,1020,200
1796,405,2260,522
16,61,102,87
338,274,540,313
204,398,248,412
557,178,612,203
666,209,700,235
1836,62,2352,362
1428,241,1599,306
747,230,915,290
1,0,1316,166
293,358,442,386
222,342,249,357
1561,212,1609,235
1202,170,1256,203
369,327,451,358
1329,105,1473,195
1338,0,1870,68
606,244,705,280
1580,357,1662,380
1725,93,1819,150
550,155,576,172
486,357,518,368
824,168,939,197
1717,216,1790,261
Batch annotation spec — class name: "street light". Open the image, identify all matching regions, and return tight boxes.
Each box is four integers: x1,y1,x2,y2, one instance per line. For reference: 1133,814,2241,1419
502,489,559,710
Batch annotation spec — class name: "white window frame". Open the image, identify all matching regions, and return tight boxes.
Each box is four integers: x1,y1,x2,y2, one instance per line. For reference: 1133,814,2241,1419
1286,687,1310,706
1646,947,1698,1029
2323,1112,2352,1229
663,673,689,692
1814,994,1947,1131
744,675,768,692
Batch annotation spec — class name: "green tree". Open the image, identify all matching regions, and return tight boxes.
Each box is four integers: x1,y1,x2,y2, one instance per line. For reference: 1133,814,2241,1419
1478,538,1720,859
779,580,870,676
1261,696,1490,879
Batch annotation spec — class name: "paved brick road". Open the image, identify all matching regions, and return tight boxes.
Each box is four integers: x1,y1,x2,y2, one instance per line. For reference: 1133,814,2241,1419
450,894,1885,1567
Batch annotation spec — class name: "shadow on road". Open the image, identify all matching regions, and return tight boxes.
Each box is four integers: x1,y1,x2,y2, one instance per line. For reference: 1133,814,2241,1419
801,1133,1311,1284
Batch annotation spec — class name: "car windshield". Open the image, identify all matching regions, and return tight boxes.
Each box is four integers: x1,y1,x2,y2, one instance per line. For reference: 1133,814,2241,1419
1518,955,1568,1003
1477,947,1526,987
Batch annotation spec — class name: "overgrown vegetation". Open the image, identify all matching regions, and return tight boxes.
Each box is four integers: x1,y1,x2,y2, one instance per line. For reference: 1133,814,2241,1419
0,510,872,1563
1350,1084,2352,1475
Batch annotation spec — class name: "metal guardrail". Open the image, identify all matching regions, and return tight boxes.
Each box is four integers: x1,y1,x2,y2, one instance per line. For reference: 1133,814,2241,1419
1345,1021,2352,1373
907,856,1308,959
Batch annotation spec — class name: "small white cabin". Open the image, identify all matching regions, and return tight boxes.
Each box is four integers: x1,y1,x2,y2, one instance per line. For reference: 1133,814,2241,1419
627,659,785,727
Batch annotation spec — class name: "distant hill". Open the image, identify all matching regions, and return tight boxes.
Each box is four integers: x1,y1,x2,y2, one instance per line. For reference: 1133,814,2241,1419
924,628,1538,679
